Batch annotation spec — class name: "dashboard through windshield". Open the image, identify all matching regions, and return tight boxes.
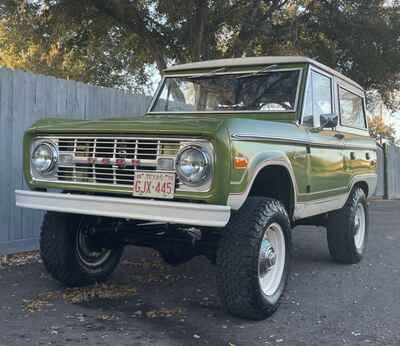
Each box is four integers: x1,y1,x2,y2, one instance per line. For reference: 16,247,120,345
150,69,301,113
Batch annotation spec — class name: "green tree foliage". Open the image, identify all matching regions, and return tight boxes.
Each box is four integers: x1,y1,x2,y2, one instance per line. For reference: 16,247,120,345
297,0,400,110
0,0,399,105
0,0,151,91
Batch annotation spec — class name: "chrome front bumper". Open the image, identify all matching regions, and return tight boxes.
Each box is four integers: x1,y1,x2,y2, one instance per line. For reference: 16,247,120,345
15,190,231,228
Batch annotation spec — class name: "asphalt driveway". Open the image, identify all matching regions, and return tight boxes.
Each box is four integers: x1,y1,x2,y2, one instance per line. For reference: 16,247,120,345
0,200,399,346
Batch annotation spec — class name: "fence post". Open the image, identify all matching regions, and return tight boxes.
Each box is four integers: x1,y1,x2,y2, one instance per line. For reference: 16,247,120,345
383,143,389,200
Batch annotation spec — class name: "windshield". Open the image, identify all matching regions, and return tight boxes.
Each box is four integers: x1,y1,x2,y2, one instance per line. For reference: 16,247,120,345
151,69,301,113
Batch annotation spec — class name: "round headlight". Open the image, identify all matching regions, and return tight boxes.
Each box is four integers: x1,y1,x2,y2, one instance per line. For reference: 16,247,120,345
176,146,211,186
31,142,58,174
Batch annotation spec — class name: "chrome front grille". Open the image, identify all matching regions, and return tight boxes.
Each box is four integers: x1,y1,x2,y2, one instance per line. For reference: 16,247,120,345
53,136,183,188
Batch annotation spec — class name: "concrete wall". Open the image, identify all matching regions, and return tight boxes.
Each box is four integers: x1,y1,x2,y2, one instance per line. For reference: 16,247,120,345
0,68,151,254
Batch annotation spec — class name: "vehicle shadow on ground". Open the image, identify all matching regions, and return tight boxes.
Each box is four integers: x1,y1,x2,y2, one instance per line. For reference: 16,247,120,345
67,225,337,345
291,225,333,264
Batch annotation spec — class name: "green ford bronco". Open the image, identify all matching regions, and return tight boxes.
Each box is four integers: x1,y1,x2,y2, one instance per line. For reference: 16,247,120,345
16,56,377,320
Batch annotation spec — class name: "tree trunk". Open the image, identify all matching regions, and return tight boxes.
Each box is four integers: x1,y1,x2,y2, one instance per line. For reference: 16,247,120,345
191,0,209,61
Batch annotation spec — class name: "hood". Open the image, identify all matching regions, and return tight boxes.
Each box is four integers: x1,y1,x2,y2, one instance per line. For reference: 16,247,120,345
29,115,227,137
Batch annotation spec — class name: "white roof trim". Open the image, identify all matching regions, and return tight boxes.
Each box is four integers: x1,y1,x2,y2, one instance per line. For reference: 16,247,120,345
164,56,364,91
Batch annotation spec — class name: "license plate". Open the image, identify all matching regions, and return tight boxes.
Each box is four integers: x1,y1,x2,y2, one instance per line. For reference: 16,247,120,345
133,172,175,199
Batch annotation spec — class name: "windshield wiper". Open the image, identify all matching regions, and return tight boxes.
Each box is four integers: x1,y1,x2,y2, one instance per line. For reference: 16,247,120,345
187,67,227,79
236,64,279,79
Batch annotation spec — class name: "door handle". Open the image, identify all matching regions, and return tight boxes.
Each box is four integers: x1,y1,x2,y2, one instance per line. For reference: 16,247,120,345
366,152,370,160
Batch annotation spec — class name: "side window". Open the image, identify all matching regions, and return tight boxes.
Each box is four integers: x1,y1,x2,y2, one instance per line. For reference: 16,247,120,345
312,72,333,117
302,76,314,126
339,87,366,129
302,70,333,126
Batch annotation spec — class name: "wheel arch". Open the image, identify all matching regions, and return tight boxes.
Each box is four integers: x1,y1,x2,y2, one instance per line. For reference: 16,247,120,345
348,173,377,200
227,155,298,219
353,181,369,197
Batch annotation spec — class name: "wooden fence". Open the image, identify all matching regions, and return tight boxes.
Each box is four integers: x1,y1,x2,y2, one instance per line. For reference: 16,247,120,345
382,143,400,199
0,68,151,254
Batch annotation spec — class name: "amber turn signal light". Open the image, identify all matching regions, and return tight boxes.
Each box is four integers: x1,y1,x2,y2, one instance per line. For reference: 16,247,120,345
234,156,249,169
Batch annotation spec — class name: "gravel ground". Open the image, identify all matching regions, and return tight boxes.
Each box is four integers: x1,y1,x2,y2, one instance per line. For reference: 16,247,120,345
0,200,399,346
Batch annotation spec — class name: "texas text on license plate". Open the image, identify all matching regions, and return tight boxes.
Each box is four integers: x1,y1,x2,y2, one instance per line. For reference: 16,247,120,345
133,171,175,199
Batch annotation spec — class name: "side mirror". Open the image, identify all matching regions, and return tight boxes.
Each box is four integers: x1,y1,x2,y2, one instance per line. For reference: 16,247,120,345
320,113,338,129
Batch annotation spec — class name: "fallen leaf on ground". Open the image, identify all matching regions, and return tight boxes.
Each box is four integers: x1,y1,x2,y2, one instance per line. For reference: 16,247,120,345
63,284,137,304
96,313,119,321
23,284,136,312
145,307,184,319
23,291,60,312
1,251,40,268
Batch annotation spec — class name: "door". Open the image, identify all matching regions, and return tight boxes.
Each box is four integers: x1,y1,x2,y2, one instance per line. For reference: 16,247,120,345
303,69,348,201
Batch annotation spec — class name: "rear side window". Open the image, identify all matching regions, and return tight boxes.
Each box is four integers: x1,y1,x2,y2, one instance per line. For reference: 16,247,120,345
302,71,333,127
339,87,366,129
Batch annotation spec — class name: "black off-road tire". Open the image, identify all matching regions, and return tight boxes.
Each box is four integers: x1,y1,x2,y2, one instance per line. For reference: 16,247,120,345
40,212,123,287
327,187,369,264
216,197,291,320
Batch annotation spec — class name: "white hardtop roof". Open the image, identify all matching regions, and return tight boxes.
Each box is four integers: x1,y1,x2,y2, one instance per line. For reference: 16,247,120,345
164,56,364,90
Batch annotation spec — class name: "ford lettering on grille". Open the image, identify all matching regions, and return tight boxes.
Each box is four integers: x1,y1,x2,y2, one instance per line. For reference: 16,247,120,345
54,136,182,188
